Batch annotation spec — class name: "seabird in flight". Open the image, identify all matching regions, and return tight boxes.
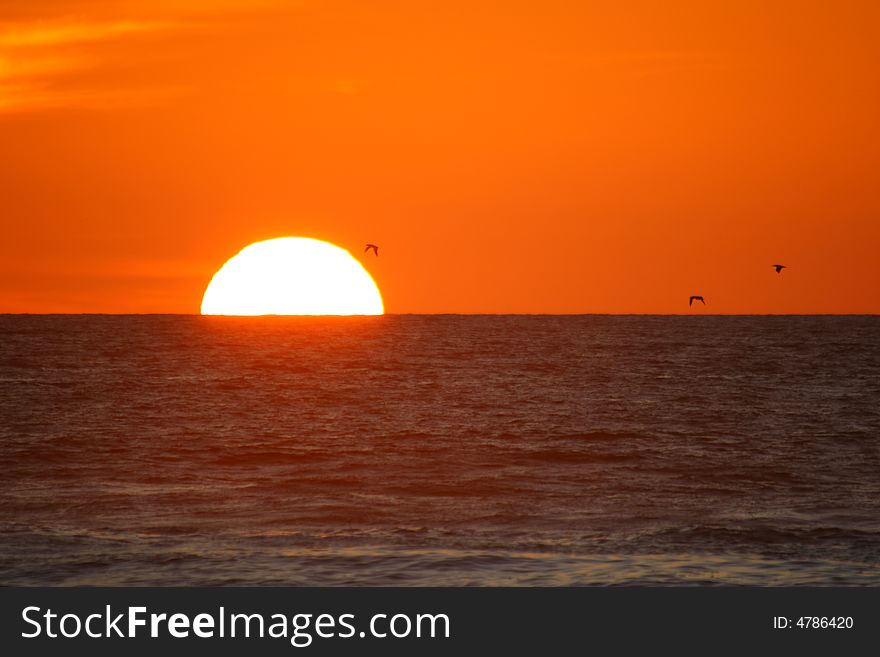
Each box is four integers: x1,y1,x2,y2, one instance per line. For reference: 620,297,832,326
365,243,379,256
689,295,705,307
772,264,787,273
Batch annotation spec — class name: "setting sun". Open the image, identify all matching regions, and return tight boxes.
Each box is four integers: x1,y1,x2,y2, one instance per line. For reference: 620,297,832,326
200,237,383,315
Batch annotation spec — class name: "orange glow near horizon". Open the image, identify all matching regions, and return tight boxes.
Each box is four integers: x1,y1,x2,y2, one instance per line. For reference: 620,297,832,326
1,1,879,314
201,237,383,316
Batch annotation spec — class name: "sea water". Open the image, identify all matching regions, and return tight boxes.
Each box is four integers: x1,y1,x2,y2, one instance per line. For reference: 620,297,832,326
1,315,878,585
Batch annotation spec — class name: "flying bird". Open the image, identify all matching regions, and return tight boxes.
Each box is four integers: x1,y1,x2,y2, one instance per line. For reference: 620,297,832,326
772,264,786,273
689,295,705,307
364,244,379,256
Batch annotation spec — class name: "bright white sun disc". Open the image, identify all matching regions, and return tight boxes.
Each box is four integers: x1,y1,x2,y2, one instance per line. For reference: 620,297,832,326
201,237,383,315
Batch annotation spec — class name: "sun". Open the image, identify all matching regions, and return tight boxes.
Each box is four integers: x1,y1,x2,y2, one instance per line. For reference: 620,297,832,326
201,237,384,315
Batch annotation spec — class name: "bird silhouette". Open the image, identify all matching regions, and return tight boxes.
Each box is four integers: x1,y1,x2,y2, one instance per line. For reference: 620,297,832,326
772,264,786,273
689,295,705,307
364,244,379,256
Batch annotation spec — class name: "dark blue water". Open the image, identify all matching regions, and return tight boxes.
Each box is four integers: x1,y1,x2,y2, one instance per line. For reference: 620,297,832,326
1,315,878,585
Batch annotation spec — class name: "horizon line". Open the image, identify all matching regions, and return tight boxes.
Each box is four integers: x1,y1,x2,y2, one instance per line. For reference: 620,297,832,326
1,312,878,317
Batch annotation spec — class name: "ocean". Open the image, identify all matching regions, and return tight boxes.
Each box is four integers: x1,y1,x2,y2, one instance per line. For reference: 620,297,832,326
1,315,878,585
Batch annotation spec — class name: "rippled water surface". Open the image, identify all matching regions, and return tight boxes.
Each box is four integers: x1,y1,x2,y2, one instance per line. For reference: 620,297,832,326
1,315,878,585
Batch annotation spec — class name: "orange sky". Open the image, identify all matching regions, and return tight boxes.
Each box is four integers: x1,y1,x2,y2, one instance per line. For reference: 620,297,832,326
1,0,878,313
